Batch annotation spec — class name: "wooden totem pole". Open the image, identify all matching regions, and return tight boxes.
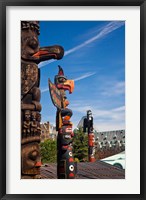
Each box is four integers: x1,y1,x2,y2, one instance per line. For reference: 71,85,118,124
83,110,96,162
48,66,75,179
21,21,64,179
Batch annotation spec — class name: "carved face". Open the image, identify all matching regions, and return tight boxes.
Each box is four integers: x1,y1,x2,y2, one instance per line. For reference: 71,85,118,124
21,29,39,61
36,112,41,122
55,75,67,85
55,67,74,94
21,21,64,63
21,142,41,175
31,111,37,121
24,110,31,121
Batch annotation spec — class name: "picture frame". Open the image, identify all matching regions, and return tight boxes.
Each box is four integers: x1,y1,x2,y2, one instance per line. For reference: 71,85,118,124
0,0,145,199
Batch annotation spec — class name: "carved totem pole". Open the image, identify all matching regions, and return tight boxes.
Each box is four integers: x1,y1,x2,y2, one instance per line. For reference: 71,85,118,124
21,21,64,179
48,66,75,179
83,110,96,162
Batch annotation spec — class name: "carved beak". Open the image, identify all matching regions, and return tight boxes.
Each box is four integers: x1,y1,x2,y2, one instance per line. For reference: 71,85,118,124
32,45,64,63
57,80,74,94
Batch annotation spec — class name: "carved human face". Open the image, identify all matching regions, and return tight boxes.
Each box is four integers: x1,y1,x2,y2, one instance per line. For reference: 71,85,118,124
21,142,41,175
21,31,39,61
24,110,31,121
36,112,41,122
21,21,40,61
31,111,37,121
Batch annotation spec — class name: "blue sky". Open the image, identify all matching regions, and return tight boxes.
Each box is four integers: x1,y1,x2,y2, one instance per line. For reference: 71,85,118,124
38,21,125,131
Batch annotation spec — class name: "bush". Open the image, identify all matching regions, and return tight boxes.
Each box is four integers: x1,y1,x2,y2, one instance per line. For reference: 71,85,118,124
40,139,57,163
73,128,88,162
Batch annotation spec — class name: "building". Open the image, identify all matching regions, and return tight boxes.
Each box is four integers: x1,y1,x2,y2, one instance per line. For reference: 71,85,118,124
77,116,125,159
40,122,57,142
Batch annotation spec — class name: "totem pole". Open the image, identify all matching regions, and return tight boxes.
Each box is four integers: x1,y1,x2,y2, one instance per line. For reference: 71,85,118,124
83,110,95,162
21,21,64,179
48,66,75,179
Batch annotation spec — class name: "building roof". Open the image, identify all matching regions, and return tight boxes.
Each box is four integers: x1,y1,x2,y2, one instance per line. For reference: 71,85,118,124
41,161,125,179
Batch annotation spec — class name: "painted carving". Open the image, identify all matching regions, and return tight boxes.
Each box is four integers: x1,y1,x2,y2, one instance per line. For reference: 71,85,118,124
83,110,96,162
21,21,64,178
48,66,75,179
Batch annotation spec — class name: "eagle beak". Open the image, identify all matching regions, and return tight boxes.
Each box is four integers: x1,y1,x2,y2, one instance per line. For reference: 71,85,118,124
32,45,64,63
63,80,74,94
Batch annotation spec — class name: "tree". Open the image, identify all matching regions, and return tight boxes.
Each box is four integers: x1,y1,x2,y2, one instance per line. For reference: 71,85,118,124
73,128,88,162
40,139,57,163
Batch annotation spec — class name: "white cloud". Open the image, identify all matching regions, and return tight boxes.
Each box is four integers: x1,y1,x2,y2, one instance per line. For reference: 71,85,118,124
41,72,96,93
101,81,125,96
41,88,49,93
74,72,96,82
39,21,124,68
64,21,124,56
72,105,125,121
94,121,125,132
70,102,125,131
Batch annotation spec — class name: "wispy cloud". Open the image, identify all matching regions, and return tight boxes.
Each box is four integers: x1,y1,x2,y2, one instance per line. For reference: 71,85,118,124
74,72,96,82
39,21,124,68
94,121,125,132
101,81,125,96
41,72,96,93
41,88,49,93
70,102,125,131
64,21,124,56
71,104,125,120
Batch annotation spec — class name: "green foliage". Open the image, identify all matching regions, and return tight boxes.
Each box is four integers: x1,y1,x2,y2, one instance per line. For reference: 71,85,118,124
40,139,57,163
73,128,88,162
74,157,80,162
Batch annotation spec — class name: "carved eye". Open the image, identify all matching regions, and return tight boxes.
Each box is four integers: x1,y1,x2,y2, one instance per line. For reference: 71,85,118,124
58,77,66,83
69,152,72,156
69,165,74,171
29,150,38,161
28,38,38,50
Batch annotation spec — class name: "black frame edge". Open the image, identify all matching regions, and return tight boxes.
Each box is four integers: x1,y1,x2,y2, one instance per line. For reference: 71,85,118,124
0,0,144,6
0,1,6,200
0,0,145,200
140,1,145,200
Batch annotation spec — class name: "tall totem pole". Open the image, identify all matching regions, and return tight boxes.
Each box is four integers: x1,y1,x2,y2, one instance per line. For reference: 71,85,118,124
48,66,75,179
21,21,64,179
83,110,96,162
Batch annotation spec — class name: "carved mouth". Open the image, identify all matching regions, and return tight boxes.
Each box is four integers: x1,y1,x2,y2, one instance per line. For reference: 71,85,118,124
35,161,42,167
32,45,64,63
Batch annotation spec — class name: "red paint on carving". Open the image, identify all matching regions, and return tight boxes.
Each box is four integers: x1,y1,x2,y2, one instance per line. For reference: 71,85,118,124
69,173,74,178
35,161,42,167
62,145,68,150
89,157,96,162
69,158,74,162
68,146,72,150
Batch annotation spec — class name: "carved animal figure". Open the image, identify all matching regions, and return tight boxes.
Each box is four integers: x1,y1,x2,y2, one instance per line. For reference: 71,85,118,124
21,21,64,179
48,66,76,178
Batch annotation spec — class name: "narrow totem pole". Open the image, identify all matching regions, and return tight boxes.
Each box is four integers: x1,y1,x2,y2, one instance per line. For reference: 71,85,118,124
83,110,96,162
21,21,64,179
48,66,75,179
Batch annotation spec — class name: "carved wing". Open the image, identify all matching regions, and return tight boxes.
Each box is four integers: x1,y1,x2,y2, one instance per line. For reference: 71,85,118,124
48,79,62,109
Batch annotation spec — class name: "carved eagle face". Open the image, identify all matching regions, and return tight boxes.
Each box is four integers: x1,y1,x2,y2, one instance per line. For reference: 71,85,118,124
21,21,64,63
55,66,74,94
